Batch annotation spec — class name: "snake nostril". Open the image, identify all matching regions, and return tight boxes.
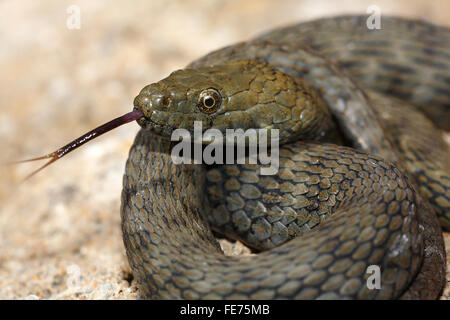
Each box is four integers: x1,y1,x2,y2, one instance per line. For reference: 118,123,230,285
148,92,171,110
162,96,171,107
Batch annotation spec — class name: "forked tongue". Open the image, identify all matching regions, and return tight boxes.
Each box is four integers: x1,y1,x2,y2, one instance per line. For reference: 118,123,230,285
12,109,144,181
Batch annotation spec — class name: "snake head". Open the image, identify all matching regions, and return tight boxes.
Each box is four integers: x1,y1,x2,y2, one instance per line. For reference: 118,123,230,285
134,59,332,143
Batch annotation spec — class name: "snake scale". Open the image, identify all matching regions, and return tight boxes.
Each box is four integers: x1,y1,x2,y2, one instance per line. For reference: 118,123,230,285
118,15,450,299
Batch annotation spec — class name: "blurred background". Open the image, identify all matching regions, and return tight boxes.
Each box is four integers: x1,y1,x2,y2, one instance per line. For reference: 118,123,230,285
0,0,448,299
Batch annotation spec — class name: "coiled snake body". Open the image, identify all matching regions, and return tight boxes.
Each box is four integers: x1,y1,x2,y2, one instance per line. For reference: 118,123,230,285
121,16,450,299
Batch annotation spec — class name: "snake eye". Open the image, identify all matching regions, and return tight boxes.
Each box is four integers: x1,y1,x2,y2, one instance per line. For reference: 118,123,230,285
197,89,221,114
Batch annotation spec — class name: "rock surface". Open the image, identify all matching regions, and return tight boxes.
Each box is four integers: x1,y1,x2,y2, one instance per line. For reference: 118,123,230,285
0,0,449,299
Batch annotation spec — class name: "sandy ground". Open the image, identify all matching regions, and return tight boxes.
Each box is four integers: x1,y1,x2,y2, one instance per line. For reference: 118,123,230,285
0,0,448,299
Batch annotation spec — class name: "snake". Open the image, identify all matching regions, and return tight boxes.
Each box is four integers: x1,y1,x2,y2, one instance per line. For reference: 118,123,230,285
25,15,449,299
116,15,450,299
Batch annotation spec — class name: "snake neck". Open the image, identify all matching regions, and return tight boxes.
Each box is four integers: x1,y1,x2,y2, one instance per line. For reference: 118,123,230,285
188,41,400,164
